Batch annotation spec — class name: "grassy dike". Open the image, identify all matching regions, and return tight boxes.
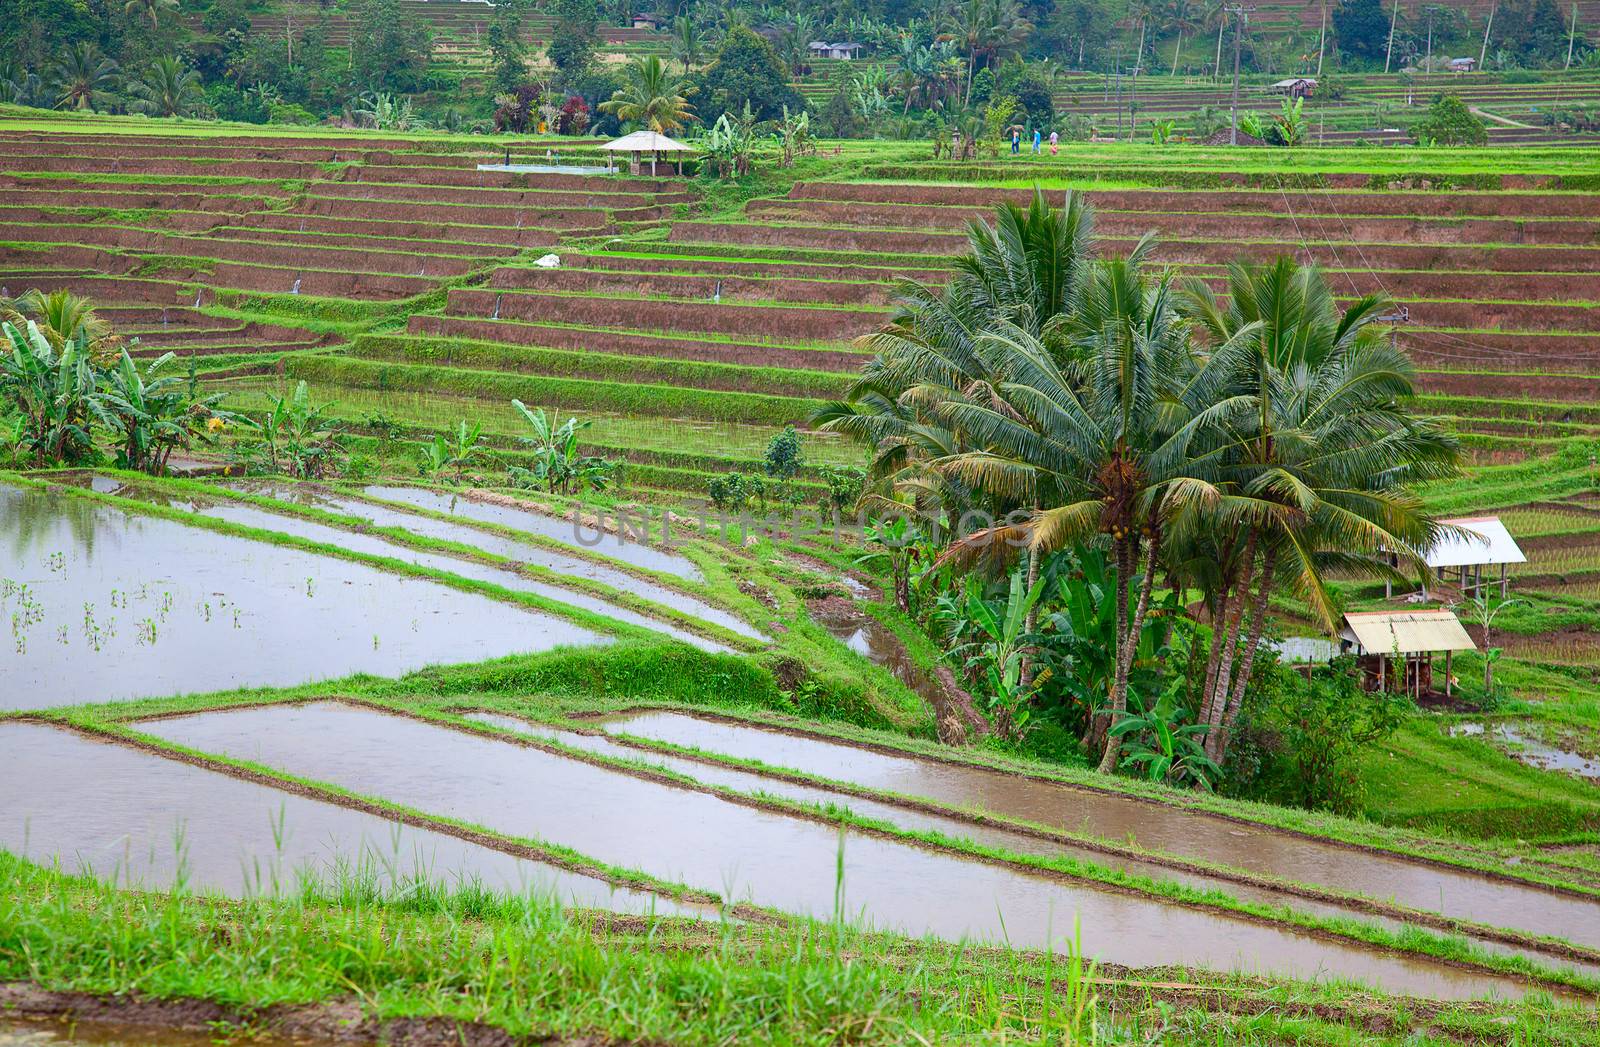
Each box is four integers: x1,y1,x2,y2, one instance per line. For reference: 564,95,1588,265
10,852,1595,1047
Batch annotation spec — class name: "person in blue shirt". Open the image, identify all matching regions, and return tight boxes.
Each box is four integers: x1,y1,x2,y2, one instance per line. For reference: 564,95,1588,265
1032,128,1041,153
1011,128,1020,154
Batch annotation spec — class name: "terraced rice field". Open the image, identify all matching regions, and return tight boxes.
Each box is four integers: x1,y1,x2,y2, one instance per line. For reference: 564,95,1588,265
6,123,1600,493
1052,69,1600,146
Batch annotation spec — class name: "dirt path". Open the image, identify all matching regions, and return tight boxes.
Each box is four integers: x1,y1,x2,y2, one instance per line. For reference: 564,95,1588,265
1472,106,1537,129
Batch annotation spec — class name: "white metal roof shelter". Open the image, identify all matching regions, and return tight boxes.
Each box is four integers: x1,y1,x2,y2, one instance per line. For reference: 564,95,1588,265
600,130,695,176
1428,517,1526,569
1428,516,1526,600
1339,610,1476,698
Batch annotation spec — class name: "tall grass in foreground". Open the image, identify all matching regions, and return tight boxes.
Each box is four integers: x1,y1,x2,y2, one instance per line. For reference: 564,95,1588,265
0,848,1111,1045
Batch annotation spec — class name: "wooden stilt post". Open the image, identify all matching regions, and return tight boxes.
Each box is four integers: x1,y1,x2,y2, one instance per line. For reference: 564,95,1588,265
1445,649,1453,698
1500,562,1508,598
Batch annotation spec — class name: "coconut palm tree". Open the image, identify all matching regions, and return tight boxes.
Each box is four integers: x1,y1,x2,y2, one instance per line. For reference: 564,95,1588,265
126,56,205,118
599,54,697,134
671,15,704,74
53,42,119,112
1179,259,1461,761
948,0,1030,107
2,289,116,361
1202,0,1231,80
124,0,178,28
1166,0,1201,74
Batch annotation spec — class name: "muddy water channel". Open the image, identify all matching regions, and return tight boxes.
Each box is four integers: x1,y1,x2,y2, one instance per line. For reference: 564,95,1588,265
0,1017,321,1047
0,722,692,917
0,484,599,710
364,484,702,581
142,702,1550,1000
466,713,1600,980
94,481,732,652
595,711,1600,952
228,481,758,640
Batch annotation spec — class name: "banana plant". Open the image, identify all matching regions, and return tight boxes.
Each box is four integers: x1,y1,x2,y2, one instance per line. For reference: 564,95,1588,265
420,419,488,484
89,349,227,475
1108,679,1220,790
952,567,1051,739
0,319,98,466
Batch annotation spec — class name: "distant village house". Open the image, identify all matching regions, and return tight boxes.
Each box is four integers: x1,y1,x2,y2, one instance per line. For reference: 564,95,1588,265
808,41,864,60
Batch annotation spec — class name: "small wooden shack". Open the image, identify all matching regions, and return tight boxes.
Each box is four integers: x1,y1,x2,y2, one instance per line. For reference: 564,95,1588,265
1270,77,1317,98
1339,609,1477,699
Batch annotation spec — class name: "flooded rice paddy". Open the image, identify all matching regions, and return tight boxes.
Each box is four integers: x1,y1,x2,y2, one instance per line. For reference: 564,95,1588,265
468,712,1600,980
140,701,1551,1000
593,711,1600,951
0,484,600,709
0,722,693,918
230,481,758,639
1451,722,1600,781
93,481,732,652
364,484,702,581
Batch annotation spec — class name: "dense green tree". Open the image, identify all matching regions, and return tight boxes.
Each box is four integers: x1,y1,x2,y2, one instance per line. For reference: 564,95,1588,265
815,84,867,136
1038,0,1114,67
487,7,528,94
1332,0,1393,63
1000,63,1053,129
350,0,431,94
1,0,98,72
1409,92,1488,144
1495,0,1580,66
698,24,801,122
547,0,601,86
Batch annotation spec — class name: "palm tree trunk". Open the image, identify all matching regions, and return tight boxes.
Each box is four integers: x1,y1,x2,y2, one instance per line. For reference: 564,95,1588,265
1211,544,1277,763
1135,18,1147,71
1202,529,1256,744
1020,544,1040,689
1200,585,1230,709
1083,534,1130,754
1214,19,1225,81
1172,30,1183,75
1100,530,1161,774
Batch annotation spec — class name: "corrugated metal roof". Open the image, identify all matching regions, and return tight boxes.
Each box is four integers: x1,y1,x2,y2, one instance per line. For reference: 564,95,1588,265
1340,610,1477,655
1426,516,1527,569
601,131,696,152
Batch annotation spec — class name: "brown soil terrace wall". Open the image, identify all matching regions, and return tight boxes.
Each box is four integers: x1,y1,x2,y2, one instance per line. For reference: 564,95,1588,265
750,199,1600,246
789,183,1600,219
410,315,868,372
487,267,896,307
447,288,879,340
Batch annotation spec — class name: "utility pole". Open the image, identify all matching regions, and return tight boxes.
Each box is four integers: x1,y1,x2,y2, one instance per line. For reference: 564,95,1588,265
1228,5,1249,145
1480,2,1496,71
1385,0,1399,73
